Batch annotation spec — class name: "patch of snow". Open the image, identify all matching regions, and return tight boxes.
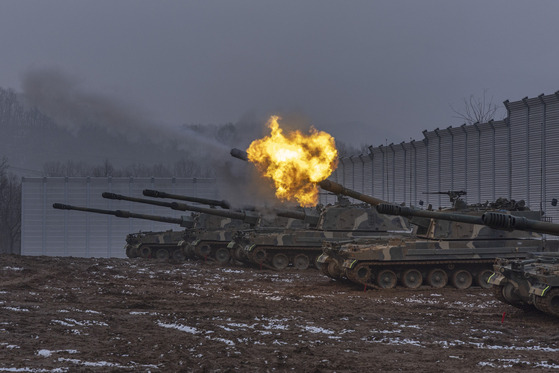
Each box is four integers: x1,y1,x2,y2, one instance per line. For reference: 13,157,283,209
3,307,30,312
220,269,244,274
265,296,283,301
363,336,424,348
158,322,199,334
301,325,335,335
37,349,78,357
211,337,235,346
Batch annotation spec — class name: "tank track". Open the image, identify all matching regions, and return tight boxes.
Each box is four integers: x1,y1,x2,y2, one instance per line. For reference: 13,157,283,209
533,289,559,317
244,246,321,270
339,259,496,290
492,284,534,311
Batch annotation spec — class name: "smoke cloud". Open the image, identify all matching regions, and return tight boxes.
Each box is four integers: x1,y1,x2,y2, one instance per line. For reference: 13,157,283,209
19,68,290,207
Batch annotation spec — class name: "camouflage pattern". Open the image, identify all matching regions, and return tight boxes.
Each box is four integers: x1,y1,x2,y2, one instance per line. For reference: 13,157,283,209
125,230,187,260
52,203,196,261
317,187,551,290
229,200,411,270
488,252,559,317
480,211,559,317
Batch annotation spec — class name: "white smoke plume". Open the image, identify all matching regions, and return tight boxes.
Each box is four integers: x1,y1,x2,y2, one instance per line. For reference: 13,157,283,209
20,68,284,207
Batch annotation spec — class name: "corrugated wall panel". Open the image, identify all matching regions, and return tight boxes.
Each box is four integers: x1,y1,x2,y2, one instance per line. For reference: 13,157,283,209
527,100,544,210
338,92,559,223
392,144,406,204
362,154,373,198
478,123,495,202
543,95,559,222
493,121,510,200
413,141,427,207
352,156,365,195
438,130,453,206
372,148,386,200
424,131,441,207
465,125,481,204
509,100,528,201
450,127,467,198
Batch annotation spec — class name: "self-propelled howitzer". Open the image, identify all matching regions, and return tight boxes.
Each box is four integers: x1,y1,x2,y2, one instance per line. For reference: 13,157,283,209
102,192,263,262
475,211,559,317
229,148,410,270
318,183,546,290
102,192,318,264
52,203,194,260
140,189,328,266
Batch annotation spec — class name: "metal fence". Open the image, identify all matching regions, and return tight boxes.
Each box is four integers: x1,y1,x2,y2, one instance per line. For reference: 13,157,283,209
21,177,218,257
320,92,559,224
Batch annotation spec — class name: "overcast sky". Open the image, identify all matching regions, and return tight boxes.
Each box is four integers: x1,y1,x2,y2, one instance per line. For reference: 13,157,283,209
1,1,559,148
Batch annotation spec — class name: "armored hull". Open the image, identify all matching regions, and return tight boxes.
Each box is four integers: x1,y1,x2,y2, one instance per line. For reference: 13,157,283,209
317,180,550,289
125,230,187,260
230,202,410,270
319,231,544,290
488,253,559,317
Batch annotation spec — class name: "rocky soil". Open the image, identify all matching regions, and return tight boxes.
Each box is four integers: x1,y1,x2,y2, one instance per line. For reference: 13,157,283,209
1,255,559,372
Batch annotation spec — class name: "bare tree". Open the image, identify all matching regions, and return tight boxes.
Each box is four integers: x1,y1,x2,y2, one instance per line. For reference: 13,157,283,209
451,89,502,125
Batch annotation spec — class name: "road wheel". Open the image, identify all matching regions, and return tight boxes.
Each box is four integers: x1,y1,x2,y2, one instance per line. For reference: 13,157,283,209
140,246,152,259
451,270,472,289
293,254,310,270
401,269,423,289
252,248,267,264
272,253,289,270
533,289,559,317
197,244,211,258
347,263,371,285
155,248,170,260
172,249,186,261
326,260,343,279
376,269,397,289
129,246,139,258
215,247,231,264
125,246,133,258
476,269,493,289
233,246,246,261
495,282,533,310
427,268,448,288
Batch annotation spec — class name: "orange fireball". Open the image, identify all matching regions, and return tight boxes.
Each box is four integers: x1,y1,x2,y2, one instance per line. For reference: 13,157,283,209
247,115,338,206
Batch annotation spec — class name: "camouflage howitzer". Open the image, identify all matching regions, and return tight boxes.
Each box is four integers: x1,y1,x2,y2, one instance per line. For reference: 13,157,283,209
227,196,410,270
317,179,546,290
139,190,318,263
52,203,194,260
102,192,261,264
228,148,411,271
482,212,559,317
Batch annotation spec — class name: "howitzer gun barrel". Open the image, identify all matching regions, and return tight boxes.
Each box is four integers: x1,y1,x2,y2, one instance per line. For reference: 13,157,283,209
482,212,559,236
317,180,387,206
142,189,231,209
102,193,260,225
230,147,387,206
273,208,320,227
376,203,484,225
52,203,193,227
231,148,249,161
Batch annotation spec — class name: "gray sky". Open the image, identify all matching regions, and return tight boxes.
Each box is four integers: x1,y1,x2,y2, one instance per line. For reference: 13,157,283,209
1,1,558,147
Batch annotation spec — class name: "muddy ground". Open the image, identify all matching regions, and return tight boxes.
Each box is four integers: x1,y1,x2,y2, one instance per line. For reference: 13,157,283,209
1,255,559,372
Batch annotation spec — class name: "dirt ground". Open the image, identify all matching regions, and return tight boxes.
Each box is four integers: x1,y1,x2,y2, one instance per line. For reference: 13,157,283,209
1,255,559,372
